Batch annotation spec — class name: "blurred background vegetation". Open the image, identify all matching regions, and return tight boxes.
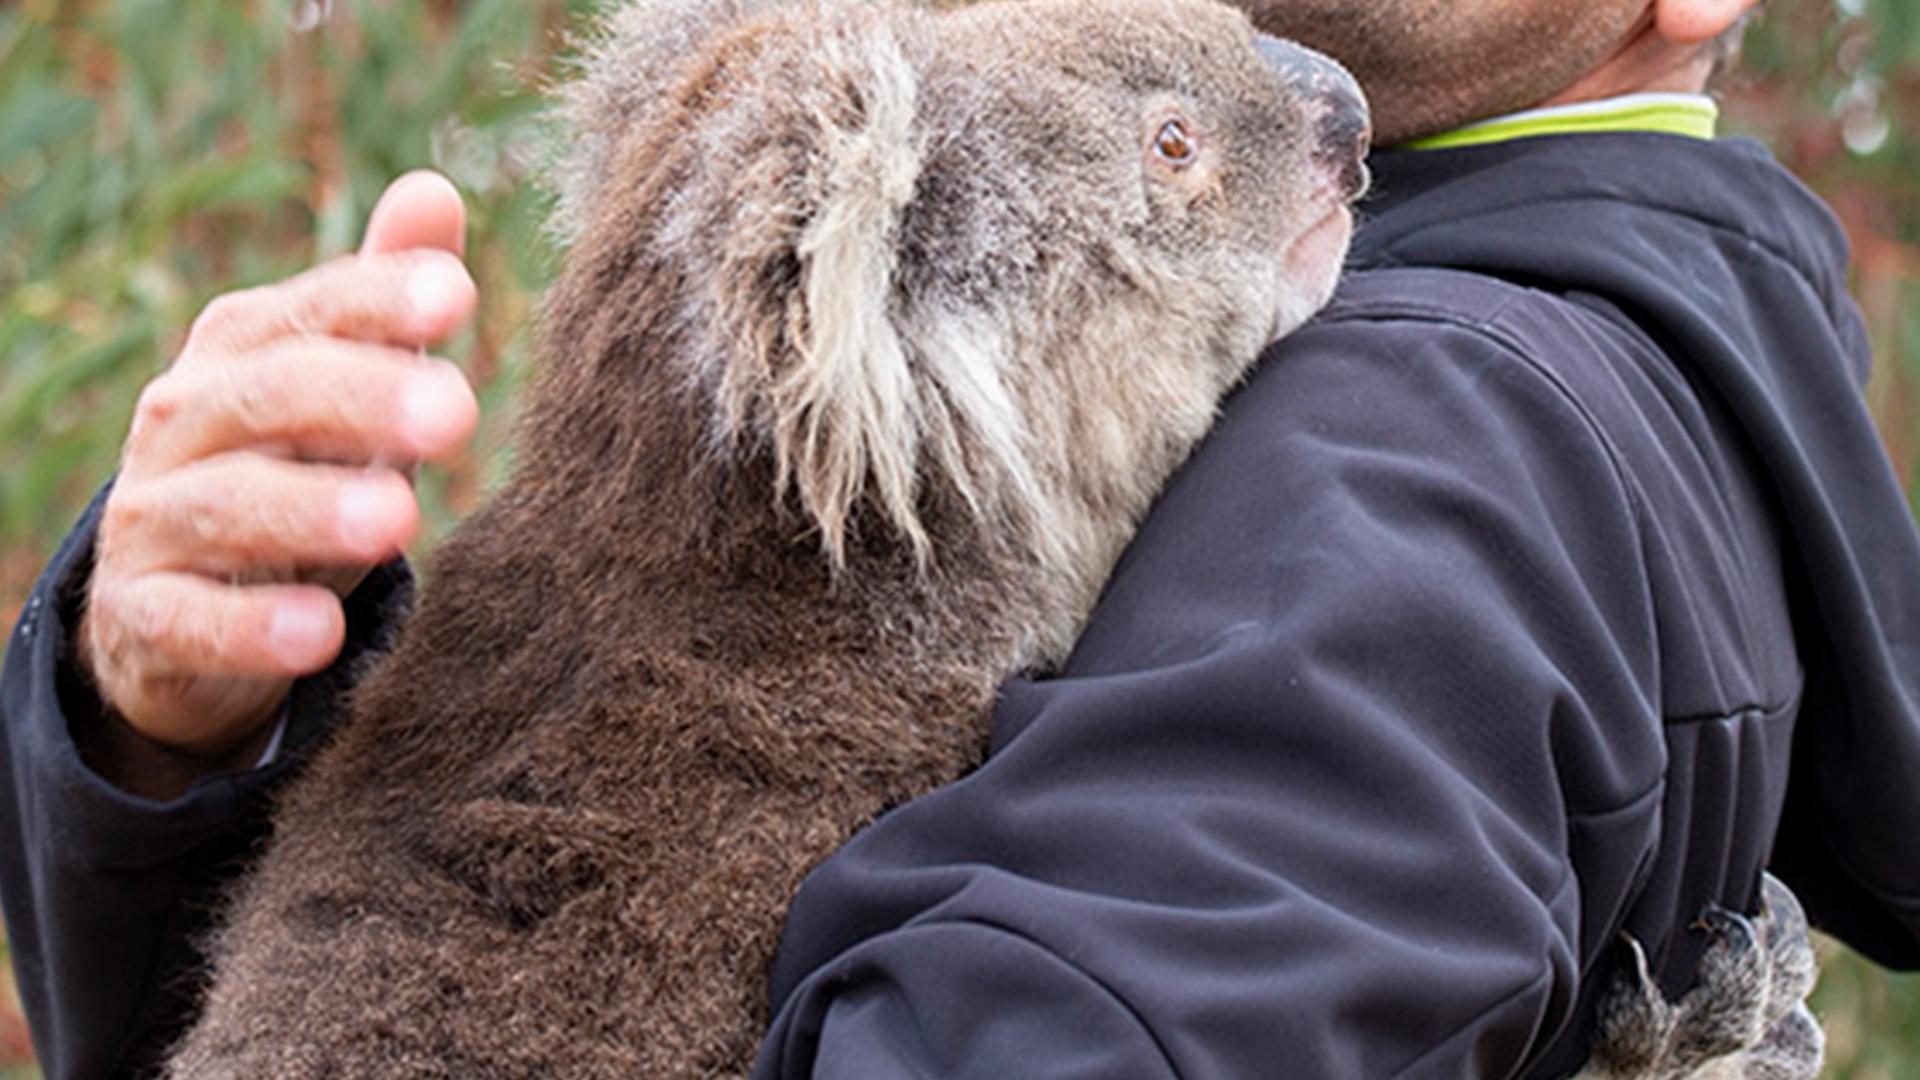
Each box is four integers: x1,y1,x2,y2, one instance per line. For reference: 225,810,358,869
0,0,1914,1076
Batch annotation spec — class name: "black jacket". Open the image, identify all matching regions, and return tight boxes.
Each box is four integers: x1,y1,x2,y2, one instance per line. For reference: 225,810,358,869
6,132,1918,1079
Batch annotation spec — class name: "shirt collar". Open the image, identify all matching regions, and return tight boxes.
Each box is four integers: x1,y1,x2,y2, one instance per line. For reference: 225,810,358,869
1398,92,1720,152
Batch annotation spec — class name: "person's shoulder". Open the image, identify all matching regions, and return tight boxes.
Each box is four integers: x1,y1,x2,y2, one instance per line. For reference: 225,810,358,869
1314,265,1628,368
1320,265,1536,329
1247,267,1641,461
1068,261,1660,696
1146,265,1650,555
1267,265,1659,470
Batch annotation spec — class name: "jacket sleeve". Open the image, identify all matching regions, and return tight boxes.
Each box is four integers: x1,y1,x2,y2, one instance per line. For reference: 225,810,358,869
752,308,1671,1079
0,486,411,1079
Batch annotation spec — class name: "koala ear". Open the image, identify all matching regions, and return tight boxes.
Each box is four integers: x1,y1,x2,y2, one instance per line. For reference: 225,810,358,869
763,22,929,568
557,0,953,567
552,0,785,244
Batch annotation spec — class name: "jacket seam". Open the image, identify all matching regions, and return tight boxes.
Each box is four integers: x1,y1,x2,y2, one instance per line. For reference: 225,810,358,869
1662,695,1798,728
1315,292,1650,536
1320,283,1677,830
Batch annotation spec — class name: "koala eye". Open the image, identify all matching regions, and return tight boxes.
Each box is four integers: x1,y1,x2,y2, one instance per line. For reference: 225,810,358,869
1153,118,1197,166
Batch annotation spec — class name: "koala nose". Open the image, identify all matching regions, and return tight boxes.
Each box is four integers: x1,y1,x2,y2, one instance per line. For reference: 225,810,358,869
1255,35,1372,201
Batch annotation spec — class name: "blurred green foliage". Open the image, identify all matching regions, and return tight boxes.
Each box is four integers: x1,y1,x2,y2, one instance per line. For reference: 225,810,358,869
0,0,587,1072
0,0,581,604
0,0,1917,1077
1728,0,1920,524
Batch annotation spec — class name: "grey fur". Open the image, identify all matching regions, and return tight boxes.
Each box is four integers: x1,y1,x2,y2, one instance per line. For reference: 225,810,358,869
1576,873,1824,1080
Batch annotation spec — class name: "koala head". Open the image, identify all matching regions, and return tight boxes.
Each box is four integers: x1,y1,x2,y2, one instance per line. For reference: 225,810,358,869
544,0,1366,636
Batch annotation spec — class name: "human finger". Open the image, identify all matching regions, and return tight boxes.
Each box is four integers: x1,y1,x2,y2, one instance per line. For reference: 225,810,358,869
361,169,467,258
87,572,346,683
182,249,476,357
107,457,418,577
124,343,477,475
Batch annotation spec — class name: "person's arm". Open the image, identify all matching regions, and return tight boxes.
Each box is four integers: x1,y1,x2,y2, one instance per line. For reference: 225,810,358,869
0,501,411,1077
752,305,1667,1078
0,171,476,1077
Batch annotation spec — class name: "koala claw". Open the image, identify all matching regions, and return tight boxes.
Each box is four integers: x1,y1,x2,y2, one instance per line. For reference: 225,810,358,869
1578,933,1680,1078
1676,906,1769,1062
1692,906,1754,950
1573,873,1823,1080
1754,874,1818,1009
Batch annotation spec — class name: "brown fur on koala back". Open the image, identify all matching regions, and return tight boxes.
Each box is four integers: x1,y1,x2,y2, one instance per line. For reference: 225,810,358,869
166,0,1352,1075
170,502,1027,1076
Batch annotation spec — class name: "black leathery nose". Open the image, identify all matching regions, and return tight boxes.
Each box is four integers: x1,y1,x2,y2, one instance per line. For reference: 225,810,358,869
1254,34,1372,198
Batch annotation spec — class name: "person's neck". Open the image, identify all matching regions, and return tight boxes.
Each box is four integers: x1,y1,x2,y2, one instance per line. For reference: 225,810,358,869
1543,13,1715,106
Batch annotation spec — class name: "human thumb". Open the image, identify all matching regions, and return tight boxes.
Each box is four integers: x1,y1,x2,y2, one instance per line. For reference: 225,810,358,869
360,170,467,257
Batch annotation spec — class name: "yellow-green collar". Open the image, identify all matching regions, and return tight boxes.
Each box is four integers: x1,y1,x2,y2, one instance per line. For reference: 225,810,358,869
1400,92,1719,152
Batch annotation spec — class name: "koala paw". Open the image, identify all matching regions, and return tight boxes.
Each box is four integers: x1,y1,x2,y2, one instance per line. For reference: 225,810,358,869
1574,873,1823,1080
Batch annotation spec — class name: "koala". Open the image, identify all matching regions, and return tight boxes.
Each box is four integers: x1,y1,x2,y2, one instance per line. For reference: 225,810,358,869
163,0,1369,1075
1576,873,1825,1080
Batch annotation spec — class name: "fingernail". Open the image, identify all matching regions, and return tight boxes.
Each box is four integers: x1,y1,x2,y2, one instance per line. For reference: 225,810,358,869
408,260,467,322
269,604,333,668
336,481,398,557
402,367,473,454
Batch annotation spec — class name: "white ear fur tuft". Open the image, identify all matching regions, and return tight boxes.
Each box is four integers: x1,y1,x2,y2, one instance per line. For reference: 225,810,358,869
772,26,927,567
551,0,890,247
551,0,804,245
909,310,1059,567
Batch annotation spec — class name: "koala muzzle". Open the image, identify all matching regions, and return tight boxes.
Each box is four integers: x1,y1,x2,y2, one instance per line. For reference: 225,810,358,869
1255,35,1371,201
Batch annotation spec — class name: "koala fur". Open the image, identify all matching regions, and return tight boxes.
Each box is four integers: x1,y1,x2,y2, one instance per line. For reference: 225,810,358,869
164,0,1361,1076
1576,873,1825,1080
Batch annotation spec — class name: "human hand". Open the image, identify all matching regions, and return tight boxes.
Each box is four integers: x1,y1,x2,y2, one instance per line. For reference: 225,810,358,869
78,171,479,768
